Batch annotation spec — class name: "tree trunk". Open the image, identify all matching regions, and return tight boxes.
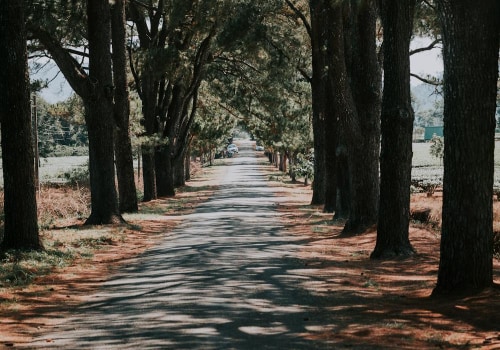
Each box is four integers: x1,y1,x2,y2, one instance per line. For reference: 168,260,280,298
334,144,350,220
141,149,156,202
140,74,159,202
184,148,191,182
155,145,175,197
324,2,363,225
323,85,338,213
0,0,42,250
111,0,138,213
84,0,123,225
433,0,499,295
342,0,381,234
173,152,186,187
309,0,328,206
371,0,416,259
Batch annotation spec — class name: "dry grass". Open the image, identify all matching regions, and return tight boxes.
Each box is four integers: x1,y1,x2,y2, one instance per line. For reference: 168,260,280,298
37,184,91,228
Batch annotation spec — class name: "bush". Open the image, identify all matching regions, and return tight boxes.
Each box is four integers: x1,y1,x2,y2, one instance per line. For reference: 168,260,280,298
291,152,314,184
429,134,444,160
59,163,90,186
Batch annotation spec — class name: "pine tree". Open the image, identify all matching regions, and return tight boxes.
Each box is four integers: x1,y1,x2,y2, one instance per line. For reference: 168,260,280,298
0,0,42,250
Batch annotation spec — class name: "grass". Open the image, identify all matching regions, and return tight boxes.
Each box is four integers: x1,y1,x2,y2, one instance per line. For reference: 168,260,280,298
0,249,75,287
0,182,123,291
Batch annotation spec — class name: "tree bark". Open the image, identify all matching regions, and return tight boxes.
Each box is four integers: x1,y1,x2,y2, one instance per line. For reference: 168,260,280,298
433,0,499,295
84,0,123,225
0,0,42,250
342,0,381,234
111,0,138,213
173,151,186,187
308,0,328,206
372,0,416,259
155,145,175,197
184,149,191,181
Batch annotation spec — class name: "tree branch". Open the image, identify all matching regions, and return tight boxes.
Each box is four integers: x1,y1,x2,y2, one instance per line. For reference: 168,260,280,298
410,72,441,86
28,26,91,99
284,0,312,39
410,38,441,55
421,0,436,11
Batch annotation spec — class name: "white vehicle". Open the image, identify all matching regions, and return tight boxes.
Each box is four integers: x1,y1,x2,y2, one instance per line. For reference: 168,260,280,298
227,144,238,153
255,145,264,151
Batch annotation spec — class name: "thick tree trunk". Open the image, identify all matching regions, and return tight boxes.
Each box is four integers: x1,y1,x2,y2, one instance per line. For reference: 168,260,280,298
334,145,350,220
111,0,138,213
323,122,337,213
0,0,42,250
141,149,156,201
309,0,328,206
140,74,159,202
342,0,381,234
173,152,186,187
433,0,499,295
155,145,175,197
372,0,416,259
85,0,123,225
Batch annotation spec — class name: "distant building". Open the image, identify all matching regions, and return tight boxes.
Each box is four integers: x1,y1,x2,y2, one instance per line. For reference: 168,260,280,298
424,126,444,141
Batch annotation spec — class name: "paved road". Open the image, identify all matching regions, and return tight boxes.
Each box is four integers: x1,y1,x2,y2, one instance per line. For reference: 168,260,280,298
24,140,330,349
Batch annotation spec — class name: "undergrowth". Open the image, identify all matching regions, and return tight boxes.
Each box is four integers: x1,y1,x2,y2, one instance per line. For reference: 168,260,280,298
0,249,75,287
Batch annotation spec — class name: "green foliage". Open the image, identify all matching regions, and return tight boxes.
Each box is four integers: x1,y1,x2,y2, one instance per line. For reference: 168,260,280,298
191,81,235,156
292,151,314,181
413,1,440,38
34,94,88,157
26,0,87,46
59,162,89,186
206,0,312,159
429,134,444,160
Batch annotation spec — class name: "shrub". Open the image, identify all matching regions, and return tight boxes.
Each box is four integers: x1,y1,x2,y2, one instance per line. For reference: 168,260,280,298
291,152,314,185
59,163,90,186
429,134,444,160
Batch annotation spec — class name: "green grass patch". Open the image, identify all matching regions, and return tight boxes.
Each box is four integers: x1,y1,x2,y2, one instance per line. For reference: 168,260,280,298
0,249,75,287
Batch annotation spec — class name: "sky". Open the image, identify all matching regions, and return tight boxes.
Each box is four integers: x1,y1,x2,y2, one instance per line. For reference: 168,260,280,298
35,63,74,104
36,37,444,104
409,37,443,86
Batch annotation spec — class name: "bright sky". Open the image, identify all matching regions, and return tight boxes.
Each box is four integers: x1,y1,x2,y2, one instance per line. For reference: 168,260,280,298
410,36,443,86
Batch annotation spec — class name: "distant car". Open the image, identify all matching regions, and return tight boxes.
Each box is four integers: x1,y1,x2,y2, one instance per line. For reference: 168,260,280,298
255,145,264,151
227,144,238,153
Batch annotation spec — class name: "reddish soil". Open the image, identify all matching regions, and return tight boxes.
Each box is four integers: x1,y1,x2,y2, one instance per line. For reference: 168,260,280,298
276,183,500,349
0,164,499,349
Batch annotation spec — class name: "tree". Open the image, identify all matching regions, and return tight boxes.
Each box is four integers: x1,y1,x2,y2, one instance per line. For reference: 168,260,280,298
0,0,42,250
85,0,123,224
308,0,333,209
432,0,499,295
27,0,128,224
112,0,138,213
128,0,216,199
371,0,416,259
323,0,381,233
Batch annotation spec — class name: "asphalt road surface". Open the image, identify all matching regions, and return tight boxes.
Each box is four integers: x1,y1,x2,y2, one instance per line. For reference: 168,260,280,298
23,140,331,349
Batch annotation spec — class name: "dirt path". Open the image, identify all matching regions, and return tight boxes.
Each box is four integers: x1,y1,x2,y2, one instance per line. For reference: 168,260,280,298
2,139,499,349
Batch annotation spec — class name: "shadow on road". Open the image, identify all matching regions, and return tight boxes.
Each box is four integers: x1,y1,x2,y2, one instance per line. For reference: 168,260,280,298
24,141,332,349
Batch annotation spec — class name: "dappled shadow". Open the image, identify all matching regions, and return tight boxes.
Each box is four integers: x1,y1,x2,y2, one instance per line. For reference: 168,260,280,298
274,193,500,349
14,141,500,349
21,142,330,349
